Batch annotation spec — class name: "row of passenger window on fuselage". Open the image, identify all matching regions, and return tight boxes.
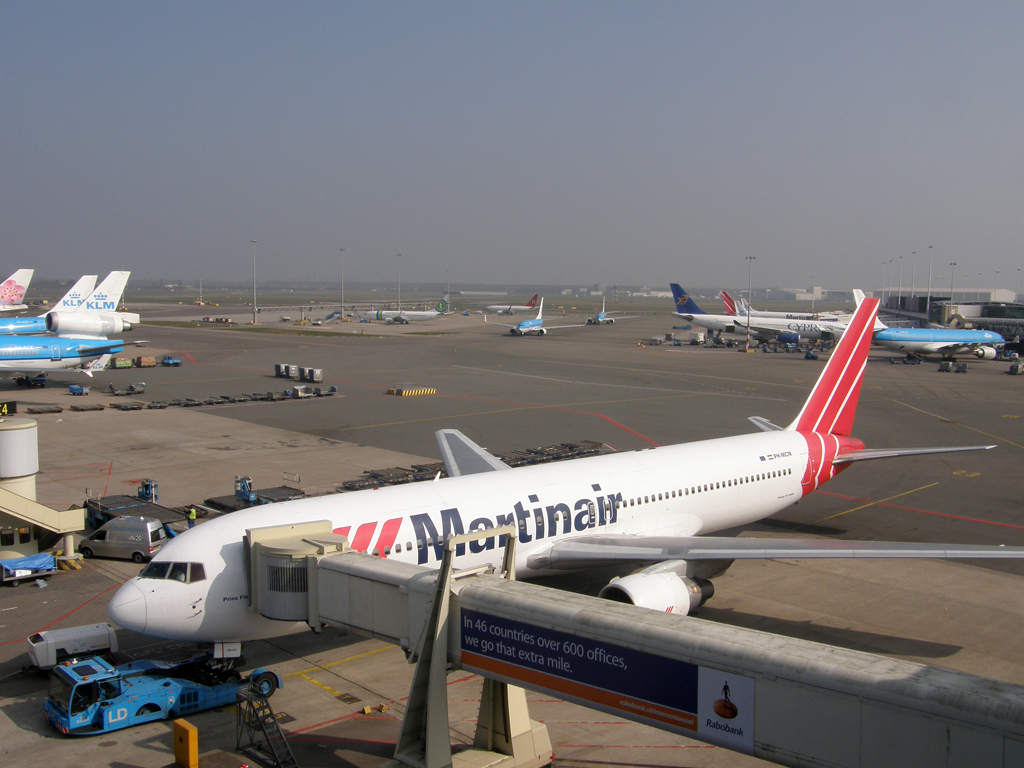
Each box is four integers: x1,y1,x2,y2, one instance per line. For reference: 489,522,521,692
622,467,794,508
359,469,796,558
139,561,206,583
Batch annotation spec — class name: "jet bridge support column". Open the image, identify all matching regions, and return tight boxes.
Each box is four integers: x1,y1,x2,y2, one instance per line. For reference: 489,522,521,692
394,527,550,768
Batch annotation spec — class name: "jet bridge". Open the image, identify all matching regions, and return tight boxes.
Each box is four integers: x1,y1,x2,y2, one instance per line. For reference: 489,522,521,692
245,521,1024,768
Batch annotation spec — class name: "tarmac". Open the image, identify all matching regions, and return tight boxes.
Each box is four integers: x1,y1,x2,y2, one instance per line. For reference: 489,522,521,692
1,306,1023,767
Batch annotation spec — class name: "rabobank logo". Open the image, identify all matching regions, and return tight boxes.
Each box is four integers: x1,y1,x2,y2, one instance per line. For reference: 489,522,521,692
712,680,738,719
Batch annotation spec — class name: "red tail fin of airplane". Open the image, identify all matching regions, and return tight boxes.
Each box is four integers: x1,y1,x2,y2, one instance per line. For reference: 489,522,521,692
788,298,879,437
720,291,737,316
526,294,538,308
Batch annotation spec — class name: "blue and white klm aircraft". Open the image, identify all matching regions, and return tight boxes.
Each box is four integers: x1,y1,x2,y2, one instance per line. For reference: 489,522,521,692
0,271,138,337
485,298,585,335
108,298,1024,652
850,289,1005,359
586,296,639,325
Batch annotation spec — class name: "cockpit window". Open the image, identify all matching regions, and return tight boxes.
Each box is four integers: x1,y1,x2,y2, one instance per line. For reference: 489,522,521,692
140,562,171,580
139,561,206,582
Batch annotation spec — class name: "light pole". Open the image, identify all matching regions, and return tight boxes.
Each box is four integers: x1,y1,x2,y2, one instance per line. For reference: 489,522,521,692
880,261,886,302
339,248,345,316
949,262,957,304
250,238,258,324
397,254,401,316
897,255,903,309
811,274,815,314
1016,267,1021,302
446,269,450,299
910,252,916,310
744,256,755,351
926,246,933,317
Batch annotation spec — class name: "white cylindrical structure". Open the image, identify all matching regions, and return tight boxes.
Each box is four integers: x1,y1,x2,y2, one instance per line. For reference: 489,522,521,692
0,418,40,559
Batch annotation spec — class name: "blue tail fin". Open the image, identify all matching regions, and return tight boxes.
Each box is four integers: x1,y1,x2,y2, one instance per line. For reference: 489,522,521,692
670,284,706,315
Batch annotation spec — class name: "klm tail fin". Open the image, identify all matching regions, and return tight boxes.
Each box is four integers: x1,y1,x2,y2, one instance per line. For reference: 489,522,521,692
49,275,98,314
720,291,737,316
77,271,130,313
536,297,544,319
787,298,879,436
670,284,706,315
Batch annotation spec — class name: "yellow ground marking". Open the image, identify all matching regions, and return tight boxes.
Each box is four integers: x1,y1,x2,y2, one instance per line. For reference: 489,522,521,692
298,673,343,696
810,482,940,525
285,645,395,678
889,399,1024,450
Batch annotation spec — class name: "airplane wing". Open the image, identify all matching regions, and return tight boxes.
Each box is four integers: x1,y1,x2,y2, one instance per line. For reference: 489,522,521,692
527,535,1024,570
747,417,783,432
542,322,588,331
483,315,516,329
435,429,511,476
832,444,995,464
80,354,113,377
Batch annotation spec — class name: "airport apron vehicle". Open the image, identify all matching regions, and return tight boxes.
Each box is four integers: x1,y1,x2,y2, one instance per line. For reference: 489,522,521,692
44,652,281,736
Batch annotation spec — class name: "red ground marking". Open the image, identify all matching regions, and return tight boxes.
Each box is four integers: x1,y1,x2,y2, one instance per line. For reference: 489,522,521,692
0,581,121,646
176,351,197,365
814,490,1024,531
101,460,114,497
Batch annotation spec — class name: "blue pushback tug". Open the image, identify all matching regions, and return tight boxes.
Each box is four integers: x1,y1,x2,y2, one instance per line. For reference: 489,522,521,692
44,653,280,735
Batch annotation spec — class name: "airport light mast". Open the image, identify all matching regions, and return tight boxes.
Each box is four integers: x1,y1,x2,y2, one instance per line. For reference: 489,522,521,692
950,262,957,305
926,246,933,318
250,238,258,324
744,256,755,351
339,248,345,317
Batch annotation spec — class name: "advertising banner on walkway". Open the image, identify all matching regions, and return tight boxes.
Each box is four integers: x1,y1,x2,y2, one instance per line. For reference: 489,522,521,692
459,608,754,754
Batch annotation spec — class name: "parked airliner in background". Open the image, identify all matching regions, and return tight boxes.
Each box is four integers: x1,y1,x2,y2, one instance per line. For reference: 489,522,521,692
720,290,841,322
486,294,539,315
0,337,124,382
850,289,1006,359
108,297,1024,654
485,298,584,335
586,296,638,325
361,296,449,324
0,269,34,313
670,285,737,335
0,275,96,335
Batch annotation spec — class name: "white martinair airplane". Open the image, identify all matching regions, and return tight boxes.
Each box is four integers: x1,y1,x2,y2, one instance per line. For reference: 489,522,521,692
109,298,1024,654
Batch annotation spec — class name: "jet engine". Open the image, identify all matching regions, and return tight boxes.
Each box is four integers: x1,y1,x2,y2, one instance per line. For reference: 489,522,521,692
45,312,132,335
973,346,998,360
599,567,715,615
538,328,547,336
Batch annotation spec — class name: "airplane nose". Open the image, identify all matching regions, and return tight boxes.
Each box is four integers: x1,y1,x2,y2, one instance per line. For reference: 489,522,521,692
108,580,147,633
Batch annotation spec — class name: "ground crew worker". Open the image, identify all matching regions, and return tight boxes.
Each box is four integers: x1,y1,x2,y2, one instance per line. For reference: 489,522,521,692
188,506,197,529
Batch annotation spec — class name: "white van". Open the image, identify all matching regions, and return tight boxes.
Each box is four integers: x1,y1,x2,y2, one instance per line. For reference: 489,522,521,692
78,516,167,563
27,623,118,669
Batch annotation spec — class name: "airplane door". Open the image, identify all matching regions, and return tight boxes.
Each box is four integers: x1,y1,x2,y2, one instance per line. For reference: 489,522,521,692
50,345,61,360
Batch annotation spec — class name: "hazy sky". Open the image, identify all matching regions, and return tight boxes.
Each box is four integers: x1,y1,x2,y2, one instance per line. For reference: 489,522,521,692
2,3,1023,292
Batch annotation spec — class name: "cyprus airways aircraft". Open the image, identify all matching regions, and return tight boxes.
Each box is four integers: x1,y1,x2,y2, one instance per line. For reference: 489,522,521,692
670,285,737,334
109,298,1024,652
486,294,539,315
361,296,449,324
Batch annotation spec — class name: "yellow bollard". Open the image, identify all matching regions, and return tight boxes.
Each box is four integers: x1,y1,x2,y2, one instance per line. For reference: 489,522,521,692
173,719,198,768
